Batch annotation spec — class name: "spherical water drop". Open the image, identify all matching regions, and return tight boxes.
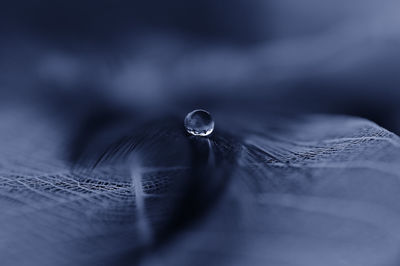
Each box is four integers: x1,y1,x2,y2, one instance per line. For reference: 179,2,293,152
184,109,214,136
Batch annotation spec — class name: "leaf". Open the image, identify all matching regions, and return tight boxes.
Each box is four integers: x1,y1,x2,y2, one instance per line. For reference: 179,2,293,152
1,106,400,266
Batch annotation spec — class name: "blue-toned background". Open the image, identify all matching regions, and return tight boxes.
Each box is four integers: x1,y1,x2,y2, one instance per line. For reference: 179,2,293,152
1,0,400,130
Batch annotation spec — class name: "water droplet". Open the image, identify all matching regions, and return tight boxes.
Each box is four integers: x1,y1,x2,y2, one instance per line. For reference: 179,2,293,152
184,109,214,136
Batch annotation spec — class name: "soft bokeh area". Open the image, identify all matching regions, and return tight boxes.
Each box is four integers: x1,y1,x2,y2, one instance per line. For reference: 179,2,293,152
1,0,400,129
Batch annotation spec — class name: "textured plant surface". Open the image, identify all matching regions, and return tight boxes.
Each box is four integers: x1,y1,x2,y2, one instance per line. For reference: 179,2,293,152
1,103,400,266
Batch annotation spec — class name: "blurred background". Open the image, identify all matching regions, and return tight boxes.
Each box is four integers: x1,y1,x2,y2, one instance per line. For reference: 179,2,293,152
1,0,400,131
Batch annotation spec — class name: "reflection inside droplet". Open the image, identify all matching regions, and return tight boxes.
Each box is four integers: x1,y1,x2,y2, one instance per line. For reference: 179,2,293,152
184,109,214,136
